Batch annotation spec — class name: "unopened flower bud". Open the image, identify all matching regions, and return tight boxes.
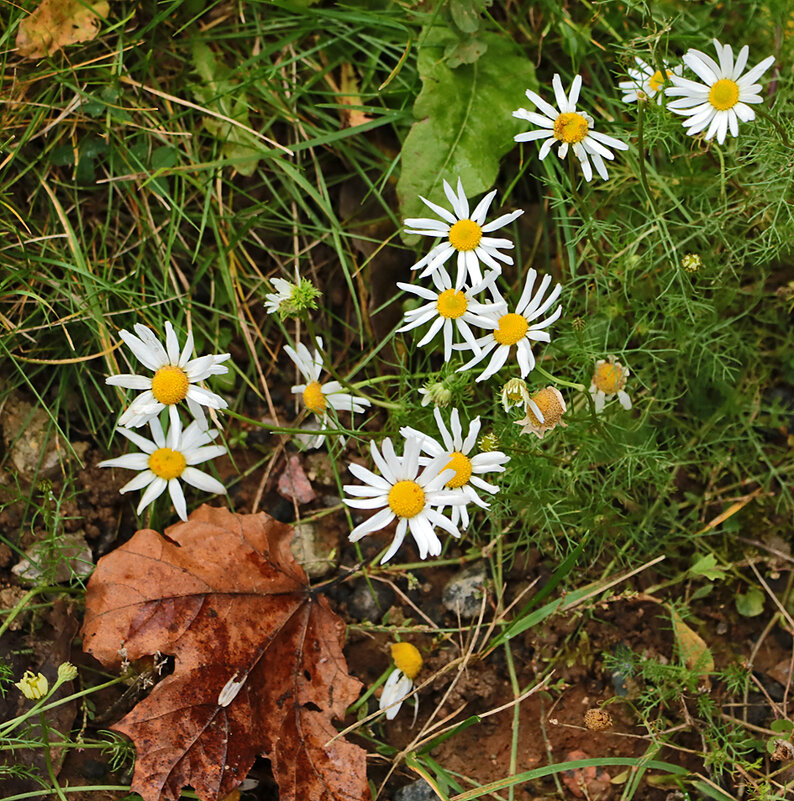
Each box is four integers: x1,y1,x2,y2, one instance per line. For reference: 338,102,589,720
681,253,702,273
57,662,78,682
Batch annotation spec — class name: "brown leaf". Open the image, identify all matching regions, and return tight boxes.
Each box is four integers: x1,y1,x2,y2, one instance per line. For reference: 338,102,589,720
671,608,714,678
338,64,373,128
80,505,369,801
16,0,109,59
278,454,317,504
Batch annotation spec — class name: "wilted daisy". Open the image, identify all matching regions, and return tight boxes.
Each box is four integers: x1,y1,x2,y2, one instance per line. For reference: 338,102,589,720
98,416,226,521
516,386,568,439
107,322,230,429
284,337,371,449
405,178,524,288
665,39,775,144
500,377,531,412
619,57,682,104
15,671,48,700
401,408,509,529
264,275,321,318
397,268,506,361
380,642,423,721
590,357,632,413
513,74,629,182
456,268,562,382
343,435,468,563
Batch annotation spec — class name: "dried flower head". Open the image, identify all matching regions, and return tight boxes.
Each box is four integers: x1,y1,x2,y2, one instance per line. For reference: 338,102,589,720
517,386,567,439
589,357,632,413
584,708,613,731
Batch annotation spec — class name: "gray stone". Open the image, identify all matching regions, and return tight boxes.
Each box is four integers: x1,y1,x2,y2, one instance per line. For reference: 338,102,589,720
348,582,395,623
393,779,436,801
13,530,93,584
290,520,339,578
1,395,62,481
442,562,488,619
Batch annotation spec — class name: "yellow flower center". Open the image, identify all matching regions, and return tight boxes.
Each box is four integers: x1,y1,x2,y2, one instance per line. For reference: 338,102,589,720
148,447,187,480
388,480,425,518
448,219,482,252
493,313,529,346
526,387,565,427
553,112,589,144
648,69,672,93
444,451,473,488
436,288,468,319
391,642,423,680
593,361,626,394
151,365,189,405
302,381,327,414
709,79,740,111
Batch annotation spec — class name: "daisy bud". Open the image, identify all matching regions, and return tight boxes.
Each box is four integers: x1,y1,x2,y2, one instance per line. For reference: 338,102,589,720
681,253,702,273
477,432,500,452
57,662,78,682
420,381,452,408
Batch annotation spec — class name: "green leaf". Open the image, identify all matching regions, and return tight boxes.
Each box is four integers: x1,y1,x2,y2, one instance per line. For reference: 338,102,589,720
449,0,492,34
770,719,794,733
190,41,262,177
735,587,765,617
689,553,727,582
397,26,535,237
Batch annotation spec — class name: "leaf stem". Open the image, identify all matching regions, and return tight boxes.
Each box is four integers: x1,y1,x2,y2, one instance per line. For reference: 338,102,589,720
533,364,585,392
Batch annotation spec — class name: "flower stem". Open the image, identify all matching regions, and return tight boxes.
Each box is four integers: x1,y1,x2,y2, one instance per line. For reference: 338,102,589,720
636,99,657,213
39,711,68,801
534,364,585,392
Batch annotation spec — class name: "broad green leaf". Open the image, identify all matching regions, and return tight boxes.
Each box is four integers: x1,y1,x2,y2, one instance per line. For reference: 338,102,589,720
397,26,536,238
689,553,727,581
736,587,765,617
190,42,262,177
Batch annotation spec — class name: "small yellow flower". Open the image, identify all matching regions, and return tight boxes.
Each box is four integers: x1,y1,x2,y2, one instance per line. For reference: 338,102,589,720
16,670,48,700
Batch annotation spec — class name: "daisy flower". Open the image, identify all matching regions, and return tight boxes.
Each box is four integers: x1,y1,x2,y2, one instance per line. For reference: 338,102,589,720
516,386,568,439
618,57,682,104
664,39,775,144
380,642,423,721
98,416,226,521
513,74,630,182
264,276,321,318
589,357,632,413
397,267,506,361
284,337,371,449
405,178,524,289
400,408,509,529
500,377,531,412
455,268,562,382
342,435,468,563
107,321,230,429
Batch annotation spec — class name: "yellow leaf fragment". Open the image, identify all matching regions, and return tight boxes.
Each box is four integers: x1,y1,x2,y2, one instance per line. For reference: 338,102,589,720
338,63,373,128
16,0,110,59
671,608,714,678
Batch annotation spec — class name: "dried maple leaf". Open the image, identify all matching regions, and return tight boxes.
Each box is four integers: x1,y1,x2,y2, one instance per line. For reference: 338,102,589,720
81,505,369,801
16,0,110,59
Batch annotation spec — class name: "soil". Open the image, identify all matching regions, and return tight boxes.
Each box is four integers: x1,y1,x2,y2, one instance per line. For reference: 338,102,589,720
1,410,792,801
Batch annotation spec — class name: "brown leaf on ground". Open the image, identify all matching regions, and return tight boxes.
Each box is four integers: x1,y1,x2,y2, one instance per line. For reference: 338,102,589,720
80,505,369,801
16,0,109,59
277,454,317,504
